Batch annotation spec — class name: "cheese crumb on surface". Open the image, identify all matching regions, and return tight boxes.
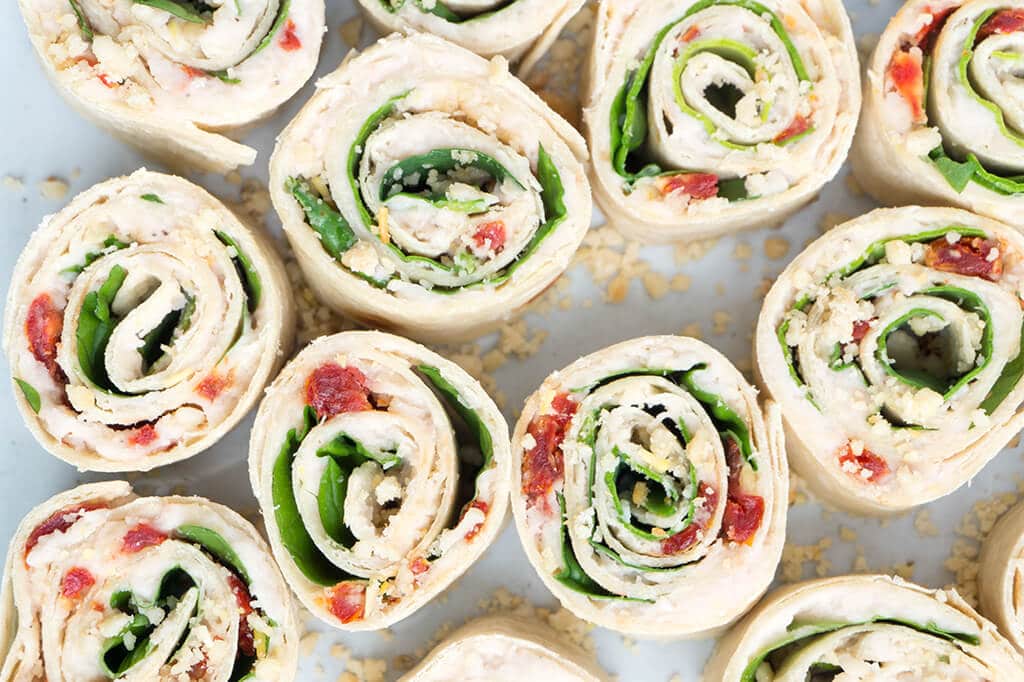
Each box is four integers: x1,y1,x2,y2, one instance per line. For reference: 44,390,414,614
764,236,790,260
38,176,69,200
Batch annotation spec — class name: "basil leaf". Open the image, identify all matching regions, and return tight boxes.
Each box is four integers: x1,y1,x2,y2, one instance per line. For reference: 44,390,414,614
176,525,251,583
271,406,351,585
929,147,981,193
76,265,128,390
140,193,164,204
679,364,755,464
251,0,291,56
318,457,355,546
981,319,1024,414
15,379,41,413
416,364,493,470
138,304,185,373
132,0,211,24
215,230,262,312
286,177,358,258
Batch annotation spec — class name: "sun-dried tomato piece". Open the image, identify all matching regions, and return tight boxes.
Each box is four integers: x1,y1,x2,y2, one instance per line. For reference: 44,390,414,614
661,525,699,554
279,20,302,51
462,499,490,540
327,582,365,623
726,438,744,489
128,423,158,447
121,523,168,553
888,49,925,123
773,115,811,144
410,557,430,575
912,7,955,51
61,566,95,599
229,575,256,657
925,236,1003,281
25,503,104,558
26,293,64,382
181,65,205,79
977,9,1024,42
723,494,765,544
852,319,874,343
655,173,719,200
522,393,579,510
189,656,209,680
306,363,373,419
472,221,506,253
838,442,890,483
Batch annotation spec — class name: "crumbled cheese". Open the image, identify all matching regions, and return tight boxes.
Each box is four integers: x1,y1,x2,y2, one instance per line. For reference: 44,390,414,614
38,176,69,200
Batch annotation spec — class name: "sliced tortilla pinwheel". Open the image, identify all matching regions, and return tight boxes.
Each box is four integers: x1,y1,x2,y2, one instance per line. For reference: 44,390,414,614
269,32,591,343
583,0,859,242
399,616,608,681
979,500,1024,653
0,481,299,681
705,575,1024,680
755,206,1024,514
3,169,294,472
248,330,510,630
510,336,788,637
355,0,585,74
853,0,1024,224
17,0,323,172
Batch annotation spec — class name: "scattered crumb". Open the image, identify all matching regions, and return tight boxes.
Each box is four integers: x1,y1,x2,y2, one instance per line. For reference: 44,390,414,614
339,16,363,49
675,239,718,265
670,274,692,292
224,170,242,186
607,273,630,303
733,242,753,260
844,173,864,197
764,237,790,260
839,526,858,543
38,176,69,200
781,537,833,581
680,322,702,339
944,484,1023,606
3,175,23,191
712,311,731,335
914,510,940,537
642,271,670,300
818,212,851,233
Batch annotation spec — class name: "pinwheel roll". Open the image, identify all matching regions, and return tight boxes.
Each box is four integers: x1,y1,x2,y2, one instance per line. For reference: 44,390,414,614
755,206,1024,514
399,616,608,681
510,336,787,637
583,0,859,242
270,33,591,343
979,500,1024,653
704,575,1024,680
355,0,586,73
853,0,1024,224
0,481,299,681
3,170,294,472
248,330,510,630
18,0,323,172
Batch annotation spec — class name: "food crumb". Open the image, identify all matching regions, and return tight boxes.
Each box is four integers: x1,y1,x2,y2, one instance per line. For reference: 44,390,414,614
3,175,24,191
712,311,731,335
643,272,670,300
733,242,753,260
914,510,940,537
607,273,630,303
339,16,363,49
818,212,851,233
680,322,702,339
781,537,833,581
38,176,69,200
764,236,790,260
670,274,692,292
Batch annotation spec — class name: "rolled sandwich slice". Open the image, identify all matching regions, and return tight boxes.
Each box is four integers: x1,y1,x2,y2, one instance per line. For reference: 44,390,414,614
510,336,787,637
399,616,608,681
0,481,299,681
270,32,591,343
248,331,510,630
17,0,323,172
853,0,1024,225
755,206,1024,514
355,0,586,75
584,0,860,242
979,500,1024,653
3,169,294,472
704,575,1024,680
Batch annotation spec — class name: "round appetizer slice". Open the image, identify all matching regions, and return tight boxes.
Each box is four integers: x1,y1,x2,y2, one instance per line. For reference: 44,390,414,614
0,481,298,681
3,170,294,472
854,0,1024,225
17,0,323,172
756,206,1024,514
704,575,1024,680
510,336,788,637
399,616,607,681
270,32,591,343
355,0,585,73
979,500,1024,653
584,0,859,242
248,330,510,630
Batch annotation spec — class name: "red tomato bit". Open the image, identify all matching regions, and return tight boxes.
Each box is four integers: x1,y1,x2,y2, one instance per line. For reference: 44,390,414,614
925,236,1003,281
773,115,811,144
180,65,206,79
887,49,926,123
26,293,65,382
327,582,366,623
472,221,506,253
838,442,890,483
655,173,719,200
521,393,579,511
61,566,95,599
25,502,104,558
462,499,490,541
121,523,168,553
189,656,209,680
911,7,955,51
279,20,302,51
722,494,765,544
977,9,1024,42
661,525,699,554
680,25,701,42
306,363,373,419
229,575,256,658
852,319,874,343
128,423,158,447
410,557,430,575
196,373,230,401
